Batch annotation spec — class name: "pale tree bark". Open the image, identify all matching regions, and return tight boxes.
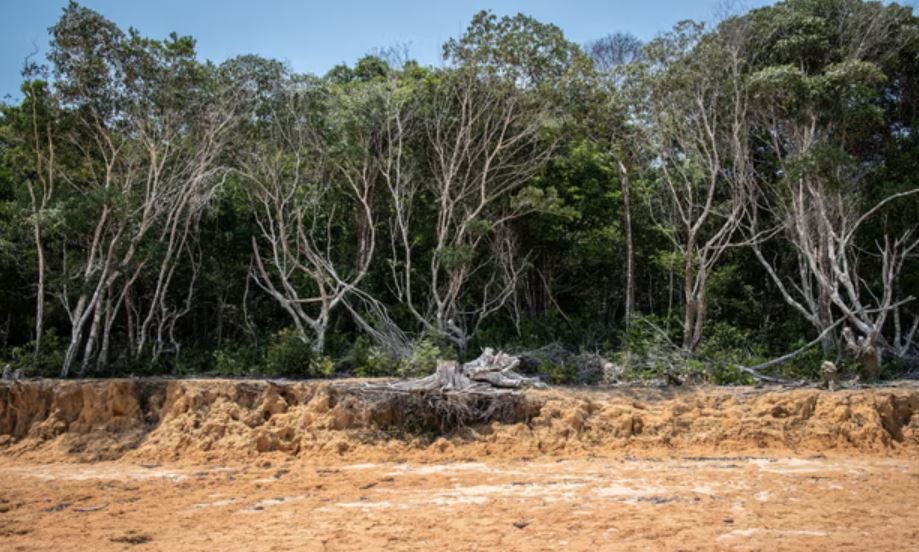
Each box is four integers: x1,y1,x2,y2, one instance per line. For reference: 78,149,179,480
743,4,919,374
384,70,554,353
618,160,635,328
640,21,752,353
56,76,243,377
23,82,56,363
241,78,379,353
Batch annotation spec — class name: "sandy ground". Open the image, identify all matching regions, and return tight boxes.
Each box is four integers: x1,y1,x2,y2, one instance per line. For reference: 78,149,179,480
1,453,918,551
2,380,919,549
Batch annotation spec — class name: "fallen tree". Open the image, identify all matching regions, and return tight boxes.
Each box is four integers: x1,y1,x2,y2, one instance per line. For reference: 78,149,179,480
388,349,547,393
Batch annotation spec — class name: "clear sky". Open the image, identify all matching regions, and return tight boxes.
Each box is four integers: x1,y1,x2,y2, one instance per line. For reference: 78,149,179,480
0,0,778,100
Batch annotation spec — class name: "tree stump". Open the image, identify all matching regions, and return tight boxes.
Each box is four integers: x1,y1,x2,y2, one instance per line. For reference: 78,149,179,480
389,348,546,393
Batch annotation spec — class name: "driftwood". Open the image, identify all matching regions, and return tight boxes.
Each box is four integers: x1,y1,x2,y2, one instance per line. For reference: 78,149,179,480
388,348,546,393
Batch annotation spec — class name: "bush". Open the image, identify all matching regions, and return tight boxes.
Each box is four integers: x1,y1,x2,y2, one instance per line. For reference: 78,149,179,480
263,328,314,377
347,336,398,377
211,342,262,376
398,339,445,378
4,329,66,377
309,355,336,378
544,362,577,385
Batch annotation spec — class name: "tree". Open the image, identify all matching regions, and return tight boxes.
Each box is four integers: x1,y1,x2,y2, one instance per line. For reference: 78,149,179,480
45,3,244,375
238,68,392,353
743,0,919,374
633,20,753,352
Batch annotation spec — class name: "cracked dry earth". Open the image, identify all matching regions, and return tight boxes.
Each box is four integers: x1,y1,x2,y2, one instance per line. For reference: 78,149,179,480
1,455,918,551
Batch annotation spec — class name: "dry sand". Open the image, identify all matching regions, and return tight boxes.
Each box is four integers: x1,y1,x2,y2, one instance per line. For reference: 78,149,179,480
1,379,918,550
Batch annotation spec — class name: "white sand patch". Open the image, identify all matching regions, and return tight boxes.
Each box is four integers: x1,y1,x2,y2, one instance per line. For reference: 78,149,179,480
0,464,188,482
342,463,380,470
190,498,239,509
718,528,828,540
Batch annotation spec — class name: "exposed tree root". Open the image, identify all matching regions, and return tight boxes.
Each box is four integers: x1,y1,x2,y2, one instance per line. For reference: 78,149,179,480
342,348,545,434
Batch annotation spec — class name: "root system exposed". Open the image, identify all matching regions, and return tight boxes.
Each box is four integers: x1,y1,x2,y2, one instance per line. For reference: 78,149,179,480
1,379,918,464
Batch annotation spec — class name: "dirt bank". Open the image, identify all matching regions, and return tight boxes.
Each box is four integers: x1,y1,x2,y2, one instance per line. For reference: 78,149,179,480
1,379,918,464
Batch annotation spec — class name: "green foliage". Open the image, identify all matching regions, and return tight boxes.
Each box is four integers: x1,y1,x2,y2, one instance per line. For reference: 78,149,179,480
3,329,66,378
346,336,391,377
398,339,445,378
543,362,577,385
309,355,336,378
263,329,315,377
211,343,263,377
0,1,917,383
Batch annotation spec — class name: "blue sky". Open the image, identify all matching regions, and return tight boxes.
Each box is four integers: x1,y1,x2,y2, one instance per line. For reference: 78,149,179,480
0,0,778,100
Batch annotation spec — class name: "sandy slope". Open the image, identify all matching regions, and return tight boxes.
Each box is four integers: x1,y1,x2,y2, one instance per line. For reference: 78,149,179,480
1,379,918,549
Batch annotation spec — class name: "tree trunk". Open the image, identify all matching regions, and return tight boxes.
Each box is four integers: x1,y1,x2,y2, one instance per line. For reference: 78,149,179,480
682,253,697,352
388,348,545,392
618,161,635,329
33,223,45,362
79,297,105,377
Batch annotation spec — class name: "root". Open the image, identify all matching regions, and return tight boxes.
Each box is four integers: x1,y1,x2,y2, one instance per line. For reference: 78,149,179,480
342,385,537,435
343,348,545,434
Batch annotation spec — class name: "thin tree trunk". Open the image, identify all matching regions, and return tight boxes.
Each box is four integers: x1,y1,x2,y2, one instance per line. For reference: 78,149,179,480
682,250,697,351
79,293,106,377
32,219,46,361
618,161,635,330
97,293,114,372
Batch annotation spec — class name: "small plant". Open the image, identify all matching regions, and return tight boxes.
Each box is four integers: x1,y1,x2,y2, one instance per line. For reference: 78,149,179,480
309,355,336,378
211,343,262,376
544,362,577,385
263,328,314,377
6,329,66,377
398,339,443,378
348,336,398,377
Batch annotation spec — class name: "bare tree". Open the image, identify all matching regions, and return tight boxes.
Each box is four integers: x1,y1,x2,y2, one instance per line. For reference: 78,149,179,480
239,76,382,353
637,21,752,352
751,170,919,375
586,32,643,73
383,69,555,353
745,3,919,374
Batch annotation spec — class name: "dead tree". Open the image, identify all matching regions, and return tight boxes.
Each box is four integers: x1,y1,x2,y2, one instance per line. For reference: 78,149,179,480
389,348,545,392
382,69,555,353
638,21,753,352
744,6,919,373
240,77,384,353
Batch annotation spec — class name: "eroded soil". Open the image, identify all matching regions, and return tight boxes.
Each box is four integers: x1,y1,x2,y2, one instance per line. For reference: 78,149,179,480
1,379,919,549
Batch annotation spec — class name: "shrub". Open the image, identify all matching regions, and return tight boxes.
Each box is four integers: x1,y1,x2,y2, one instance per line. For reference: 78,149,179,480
5,329,66,377
544,362,577,385
211,342,262,376
398,339,444,378
309,355,336,378
347,336,398,377
263,328,314,377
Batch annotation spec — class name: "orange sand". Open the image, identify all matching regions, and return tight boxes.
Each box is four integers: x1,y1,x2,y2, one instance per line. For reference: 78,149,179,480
1,379,918,550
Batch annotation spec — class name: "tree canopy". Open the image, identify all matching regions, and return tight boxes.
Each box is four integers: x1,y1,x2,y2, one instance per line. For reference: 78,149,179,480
1,1,918,383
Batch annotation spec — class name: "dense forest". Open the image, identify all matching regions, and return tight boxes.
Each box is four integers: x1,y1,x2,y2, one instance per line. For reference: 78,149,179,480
1,0,918,383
